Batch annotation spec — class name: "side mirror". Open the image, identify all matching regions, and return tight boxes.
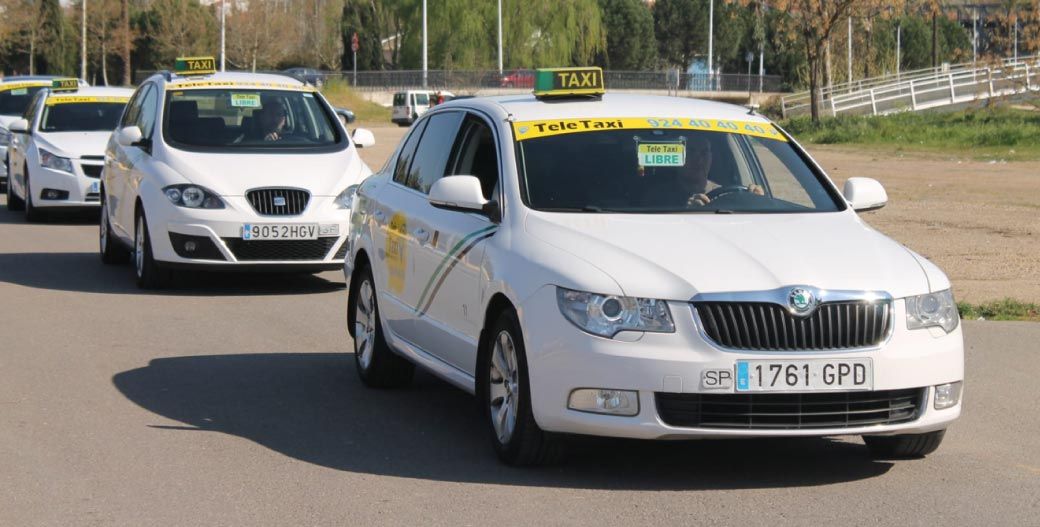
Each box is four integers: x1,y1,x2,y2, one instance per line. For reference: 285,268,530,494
8,118,29,134
116,126,143,147
428,175,489,213
352,128,375,149
335,108,356,125
843,177,888,212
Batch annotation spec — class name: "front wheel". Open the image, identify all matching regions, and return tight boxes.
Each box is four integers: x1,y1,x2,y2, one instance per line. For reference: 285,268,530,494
23,171,43,222
6,170,24,211
351,265,414,388
99,196,129,264
481,310,564,466
863,429,946,459
134,210,171,289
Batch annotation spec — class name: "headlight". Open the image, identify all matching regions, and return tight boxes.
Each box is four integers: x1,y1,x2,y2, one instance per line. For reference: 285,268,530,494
335,184,359,209
39,148,74,174
0,127,11,147
556,287,675,338
163,184,225,209
906,289,959,333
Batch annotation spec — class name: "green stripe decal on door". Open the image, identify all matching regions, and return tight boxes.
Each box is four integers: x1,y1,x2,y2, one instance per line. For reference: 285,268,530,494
414,225,498,314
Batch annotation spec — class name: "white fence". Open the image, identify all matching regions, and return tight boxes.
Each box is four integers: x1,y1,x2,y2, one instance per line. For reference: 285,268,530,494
781,56,1040,118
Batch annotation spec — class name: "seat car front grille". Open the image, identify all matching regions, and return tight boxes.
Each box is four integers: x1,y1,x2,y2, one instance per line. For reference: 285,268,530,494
655,388,924,430
246,188,310,216
222,237,336,261
693,301,891,351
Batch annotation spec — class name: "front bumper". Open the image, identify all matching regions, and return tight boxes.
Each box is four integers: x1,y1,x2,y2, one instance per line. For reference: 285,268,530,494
145,194,351,269
26,162,101,208
518,286,964,440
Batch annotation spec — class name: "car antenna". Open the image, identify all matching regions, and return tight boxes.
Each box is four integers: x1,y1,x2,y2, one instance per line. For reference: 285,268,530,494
746,103,760,116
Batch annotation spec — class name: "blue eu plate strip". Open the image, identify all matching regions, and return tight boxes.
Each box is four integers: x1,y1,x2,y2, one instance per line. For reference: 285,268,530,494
736,361,749,391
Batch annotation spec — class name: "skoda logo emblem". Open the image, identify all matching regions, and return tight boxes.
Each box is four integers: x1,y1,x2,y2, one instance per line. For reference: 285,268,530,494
787,288,817,316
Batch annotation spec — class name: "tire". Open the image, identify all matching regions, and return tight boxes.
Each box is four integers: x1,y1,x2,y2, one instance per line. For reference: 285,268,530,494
99,195,129,264
480,309,565,466
133,209,171,289
6,170,24,211
863,429,946,459
351,265,414,388
23,170,43,222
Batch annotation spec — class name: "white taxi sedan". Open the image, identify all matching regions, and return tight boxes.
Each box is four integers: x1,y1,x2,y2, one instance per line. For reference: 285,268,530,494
100,57,376,289
6,84,132,220
343,68,963,465
1,77,88,186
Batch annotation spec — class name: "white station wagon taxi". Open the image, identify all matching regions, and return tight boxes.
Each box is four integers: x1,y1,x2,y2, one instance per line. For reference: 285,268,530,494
6,81,132,220
100,57,376,288
343,68,963,466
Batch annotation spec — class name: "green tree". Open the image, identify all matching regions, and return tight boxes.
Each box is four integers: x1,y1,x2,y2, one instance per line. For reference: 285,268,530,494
598,0,657,69
653,0,708,69
38,0,75,74
341,0,386,70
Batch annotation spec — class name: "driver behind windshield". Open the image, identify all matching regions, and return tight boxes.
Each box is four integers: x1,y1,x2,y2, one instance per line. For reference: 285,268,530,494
244,96,288,142
641,138,764,208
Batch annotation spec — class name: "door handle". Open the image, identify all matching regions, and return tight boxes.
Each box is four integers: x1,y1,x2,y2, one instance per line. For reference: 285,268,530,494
412,227,430,244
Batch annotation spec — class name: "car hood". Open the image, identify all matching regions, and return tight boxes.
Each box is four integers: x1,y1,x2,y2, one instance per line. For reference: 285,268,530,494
160,145,368,197
524,211,930,301
36,131,112,158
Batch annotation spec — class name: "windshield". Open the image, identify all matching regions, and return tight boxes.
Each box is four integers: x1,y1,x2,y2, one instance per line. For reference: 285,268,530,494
162,89,343,151
0,86,47,116
40,101,126,132
516,122,842,214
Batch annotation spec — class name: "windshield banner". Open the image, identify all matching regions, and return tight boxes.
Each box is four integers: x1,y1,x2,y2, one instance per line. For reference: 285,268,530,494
169,81,317,92
511,117,788,142
45,95,131,105
0,81,52,92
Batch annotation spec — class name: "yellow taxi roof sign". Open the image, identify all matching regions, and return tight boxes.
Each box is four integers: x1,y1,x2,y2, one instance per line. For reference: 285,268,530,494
534,67,605,98
51,78,79,92
174,56,217,76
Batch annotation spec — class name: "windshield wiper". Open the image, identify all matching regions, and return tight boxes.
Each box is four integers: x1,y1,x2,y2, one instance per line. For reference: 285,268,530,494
714,209,735,214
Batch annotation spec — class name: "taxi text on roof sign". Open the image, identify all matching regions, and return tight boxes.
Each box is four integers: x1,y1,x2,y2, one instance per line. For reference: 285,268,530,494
533,67,605,98
51,78,79,91
511,117,788,142
175,56,217,76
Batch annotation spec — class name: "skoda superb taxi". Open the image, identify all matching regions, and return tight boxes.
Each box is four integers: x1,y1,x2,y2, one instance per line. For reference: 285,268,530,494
5,81,132,220
100,57,376,288
343,68,963,466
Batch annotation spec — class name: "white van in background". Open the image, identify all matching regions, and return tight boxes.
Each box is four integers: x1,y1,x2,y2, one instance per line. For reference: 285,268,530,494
391,90,454,126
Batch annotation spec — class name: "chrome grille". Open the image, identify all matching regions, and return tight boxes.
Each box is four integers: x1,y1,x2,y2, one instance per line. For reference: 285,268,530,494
694,301,891,351
655,388,924,430
246,188,310,216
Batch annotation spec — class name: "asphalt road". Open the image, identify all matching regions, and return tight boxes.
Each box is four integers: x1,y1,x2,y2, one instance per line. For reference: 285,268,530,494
0,192,1038,526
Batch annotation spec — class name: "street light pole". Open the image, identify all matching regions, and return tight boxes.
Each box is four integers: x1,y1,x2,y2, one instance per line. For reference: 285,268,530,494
81,0,87,81
707,0,714,90
847,16,852,86
497,0,503,75
896,21,901,81
220,0,226,72
422,0,428,88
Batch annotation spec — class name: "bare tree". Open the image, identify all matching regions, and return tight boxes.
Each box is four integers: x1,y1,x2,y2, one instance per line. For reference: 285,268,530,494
225,0,293,71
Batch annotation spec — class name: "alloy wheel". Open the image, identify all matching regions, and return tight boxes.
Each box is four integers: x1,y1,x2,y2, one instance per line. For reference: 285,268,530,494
489,330,520,444
354,279,376,370
135,215,145,278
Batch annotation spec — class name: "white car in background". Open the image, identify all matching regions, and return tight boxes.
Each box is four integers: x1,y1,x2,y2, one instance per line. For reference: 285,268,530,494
343,68,963,466
100,58,377,289
1,76,88,186
6,85,132,220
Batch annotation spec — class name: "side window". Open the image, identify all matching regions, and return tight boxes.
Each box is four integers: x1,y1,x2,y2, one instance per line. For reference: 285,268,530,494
120,85,148,128
392,118,428,185
23,91,44,122
450,115,500,200
136,86,159,140
401,111,463,194
749,138,817,208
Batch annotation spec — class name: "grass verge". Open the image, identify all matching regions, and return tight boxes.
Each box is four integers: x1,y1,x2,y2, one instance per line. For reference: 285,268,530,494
780,106,1040,161
321,79,390,123
958,299,1040,322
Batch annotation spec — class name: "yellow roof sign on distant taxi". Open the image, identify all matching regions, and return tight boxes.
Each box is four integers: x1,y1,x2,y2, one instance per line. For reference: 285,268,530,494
533,67,605,98
174,56,217,76
51,78,79,92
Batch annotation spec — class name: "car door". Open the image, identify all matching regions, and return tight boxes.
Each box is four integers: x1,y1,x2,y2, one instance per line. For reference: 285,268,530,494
111,84,158,235
407,112,499,375
368,116,428,340
9,91,44,194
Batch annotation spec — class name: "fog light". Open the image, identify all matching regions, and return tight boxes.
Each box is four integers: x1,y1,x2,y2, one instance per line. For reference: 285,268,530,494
184,241,197,253
567,388,639,416
934,381,962,410
41,188,69,200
